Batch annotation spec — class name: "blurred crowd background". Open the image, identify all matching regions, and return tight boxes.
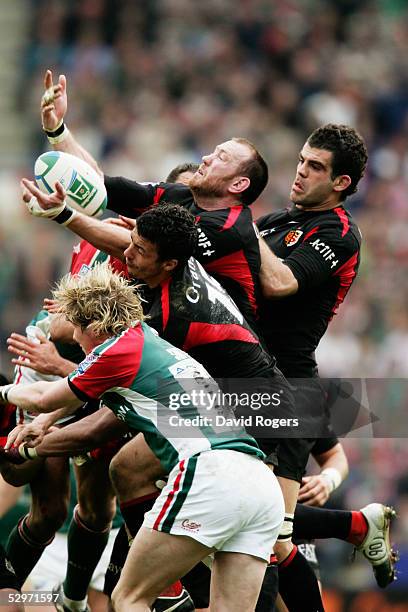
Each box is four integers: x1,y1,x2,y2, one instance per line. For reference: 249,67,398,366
0,0,407,608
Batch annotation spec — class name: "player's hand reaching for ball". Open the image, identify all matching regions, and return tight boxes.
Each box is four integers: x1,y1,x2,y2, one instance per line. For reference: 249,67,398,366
41,69,67,131
21,178,67,218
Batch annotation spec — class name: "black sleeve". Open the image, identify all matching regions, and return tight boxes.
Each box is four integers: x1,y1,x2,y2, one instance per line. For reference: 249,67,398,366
256,214,271,230
104,178,193,218
284,228,360,291
104,176,157,216
311,436,339,456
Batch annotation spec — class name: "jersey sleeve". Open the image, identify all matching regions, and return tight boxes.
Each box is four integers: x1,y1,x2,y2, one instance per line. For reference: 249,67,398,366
311,436,339,456
104,177,191,217
284,227,360,291
68,341,138,401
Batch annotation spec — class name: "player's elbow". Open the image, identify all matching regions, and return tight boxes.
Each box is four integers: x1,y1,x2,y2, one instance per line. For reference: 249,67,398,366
261,276,298,299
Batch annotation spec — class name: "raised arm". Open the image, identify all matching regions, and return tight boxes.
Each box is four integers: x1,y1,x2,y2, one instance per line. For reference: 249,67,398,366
21,178,130,260
41,69,103,177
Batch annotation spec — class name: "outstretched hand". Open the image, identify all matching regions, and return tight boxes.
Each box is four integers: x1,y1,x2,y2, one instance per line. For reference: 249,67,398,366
7,332,62,375
41,69,67,131
21,178,66,217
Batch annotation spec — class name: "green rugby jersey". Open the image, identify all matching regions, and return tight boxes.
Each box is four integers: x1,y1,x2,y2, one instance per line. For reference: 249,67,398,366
68,322,263,473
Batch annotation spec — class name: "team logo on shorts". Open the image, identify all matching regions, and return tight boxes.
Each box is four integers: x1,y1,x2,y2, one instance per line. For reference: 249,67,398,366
181,519,201,532
284,229,303,246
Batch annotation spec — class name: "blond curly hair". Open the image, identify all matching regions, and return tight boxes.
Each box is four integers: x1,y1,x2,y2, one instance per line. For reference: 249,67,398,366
53,263,144,337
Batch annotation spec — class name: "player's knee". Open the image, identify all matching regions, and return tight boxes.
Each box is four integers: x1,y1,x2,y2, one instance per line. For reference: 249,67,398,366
30,499,68,533
111,582,151,611
77,498,115,532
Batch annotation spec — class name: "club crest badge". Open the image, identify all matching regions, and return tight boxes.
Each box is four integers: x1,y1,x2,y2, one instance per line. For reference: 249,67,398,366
284,229,303,246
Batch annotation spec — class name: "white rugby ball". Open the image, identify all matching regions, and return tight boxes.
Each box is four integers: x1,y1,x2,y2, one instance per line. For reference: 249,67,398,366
34,151,107,217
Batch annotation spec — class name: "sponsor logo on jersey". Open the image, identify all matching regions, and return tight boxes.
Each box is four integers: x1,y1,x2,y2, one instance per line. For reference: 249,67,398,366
284,229,303,246
260,228,276,236
309,238,339,268
181,519,201,532
77,352,99,375
79,263,92,276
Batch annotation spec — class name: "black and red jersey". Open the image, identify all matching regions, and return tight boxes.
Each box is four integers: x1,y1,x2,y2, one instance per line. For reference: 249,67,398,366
104,177,261,332
257,205,361,378
139,256,273,378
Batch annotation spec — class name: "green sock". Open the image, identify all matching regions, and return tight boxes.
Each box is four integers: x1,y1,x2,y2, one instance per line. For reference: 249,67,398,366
6,515,53,587
63,507,110,601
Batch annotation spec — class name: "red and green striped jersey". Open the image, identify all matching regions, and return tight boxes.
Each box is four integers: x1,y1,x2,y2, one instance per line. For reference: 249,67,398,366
68,322,263,472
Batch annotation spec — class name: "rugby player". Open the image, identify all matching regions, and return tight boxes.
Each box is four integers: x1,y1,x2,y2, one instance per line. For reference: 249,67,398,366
40,70,268,333
257,124,396,602
0,264,285,612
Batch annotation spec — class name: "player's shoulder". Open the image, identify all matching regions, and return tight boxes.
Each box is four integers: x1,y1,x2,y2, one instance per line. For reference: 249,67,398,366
94,326,143,358
155,182,193,207
313,207,361,245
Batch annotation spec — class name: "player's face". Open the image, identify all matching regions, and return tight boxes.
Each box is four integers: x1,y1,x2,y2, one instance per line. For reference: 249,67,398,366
290,143,338,209
124,228,166,286
190,140,251,198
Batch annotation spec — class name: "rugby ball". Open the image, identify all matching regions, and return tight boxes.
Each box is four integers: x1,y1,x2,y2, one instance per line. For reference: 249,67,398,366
34,151,107,217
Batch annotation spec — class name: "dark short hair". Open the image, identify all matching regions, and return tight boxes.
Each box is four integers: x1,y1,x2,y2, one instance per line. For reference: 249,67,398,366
136,204,198,267
232,137,269,206
308,124,368,201
166,163,200,183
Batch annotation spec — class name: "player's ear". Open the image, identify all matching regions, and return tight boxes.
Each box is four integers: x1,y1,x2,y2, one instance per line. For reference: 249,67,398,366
333,174,351,194
229,176,250,195
163,259,178,272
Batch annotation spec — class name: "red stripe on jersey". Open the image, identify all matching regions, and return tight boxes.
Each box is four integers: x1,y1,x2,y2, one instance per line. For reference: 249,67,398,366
153,187,166,205
331,251,359,318
204,250,258,317
153,460,185,530
220,205,243,231
334,207,350,237
302,226,319,242
110,258,130,277
161,278,171,330
71,326,145,399
280,545,298,568
70,241,128,277
183,322,258,351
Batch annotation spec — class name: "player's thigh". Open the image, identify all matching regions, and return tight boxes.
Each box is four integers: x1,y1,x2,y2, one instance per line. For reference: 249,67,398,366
210,551,267,612
74,458,116,528
112,527,211,608
30,456,70,524
109,433,164,501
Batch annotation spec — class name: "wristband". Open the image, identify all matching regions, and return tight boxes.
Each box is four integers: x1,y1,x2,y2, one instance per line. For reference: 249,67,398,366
321,467,342,493
43,119,64,137
44,122,70,145
53,205,77,226
18,444,38,461
0,384,14,403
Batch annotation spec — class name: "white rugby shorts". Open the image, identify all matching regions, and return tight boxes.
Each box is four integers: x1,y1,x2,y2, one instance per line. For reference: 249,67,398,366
143,450,284,561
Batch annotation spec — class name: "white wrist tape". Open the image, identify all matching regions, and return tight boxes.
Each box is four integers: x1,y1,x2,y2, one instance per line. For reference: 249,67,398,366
26,196,66,219
47,126,70,145
321,467,342,493
18,444,38,460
